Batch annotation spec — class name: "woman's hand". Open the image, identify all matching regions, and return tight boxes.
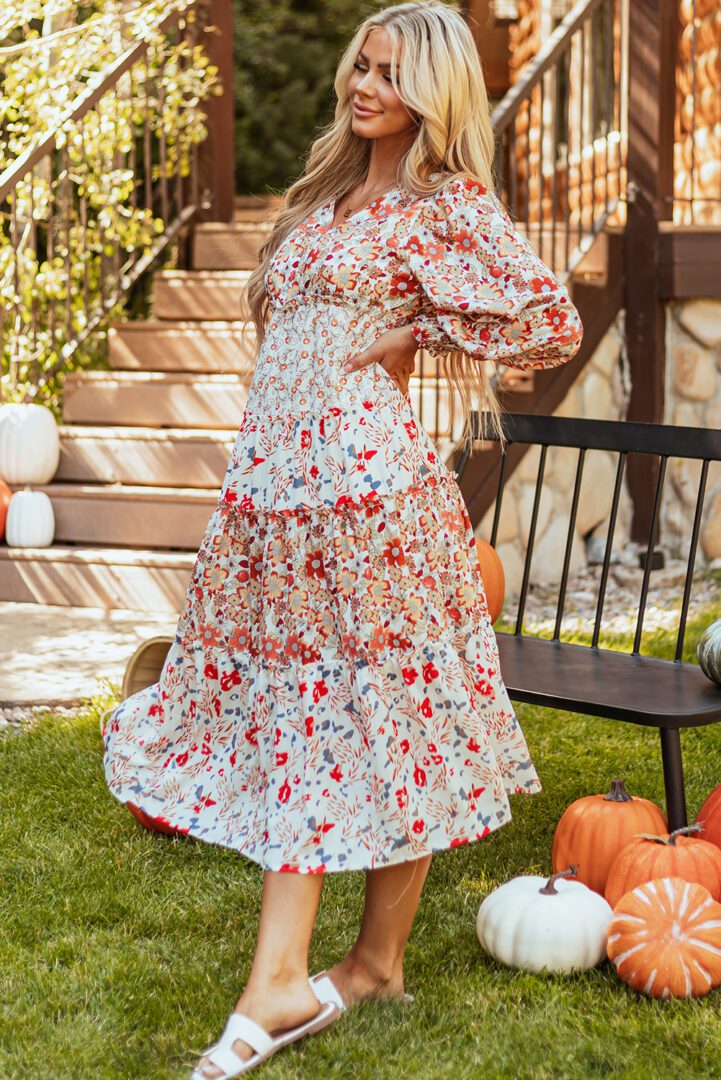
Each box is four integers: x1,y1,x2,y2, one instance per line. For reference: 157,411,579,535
343,324,417,396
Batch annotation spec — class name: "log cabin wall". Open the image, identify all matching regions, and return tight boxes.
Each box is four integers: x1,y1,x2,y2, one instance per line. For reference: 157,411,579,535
674,0,721,224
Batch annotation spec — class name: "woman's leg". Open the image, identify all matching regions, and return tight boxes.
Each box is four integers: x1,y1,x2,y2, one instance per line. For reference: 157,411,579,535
195,870,325,1079
326,854,432,1005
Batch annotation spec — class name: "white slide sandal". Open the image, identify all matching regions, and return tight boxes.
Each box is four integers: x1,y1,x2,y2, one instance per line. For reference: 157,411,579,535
191,996,340,1079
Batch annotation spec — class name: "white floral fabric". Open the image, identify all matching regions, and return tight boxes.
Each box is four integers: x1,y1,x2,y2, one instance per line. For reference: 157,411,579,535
102,174,582,873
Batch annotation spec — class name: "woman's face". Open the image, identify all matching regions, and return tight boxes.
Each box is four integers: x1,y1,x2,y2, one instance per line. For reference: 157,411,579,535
347,27,417,139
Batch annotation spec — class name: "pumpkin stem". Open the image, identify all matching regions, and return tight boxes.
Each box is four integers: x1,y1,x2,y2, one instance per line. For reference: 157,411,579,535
539,865,579,895
604,779,633,803
667,823,703,845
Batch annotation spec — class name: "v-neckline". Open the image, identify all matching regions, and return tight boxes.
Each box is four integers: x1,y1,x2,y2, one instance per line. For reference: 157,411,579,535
322,185,403,231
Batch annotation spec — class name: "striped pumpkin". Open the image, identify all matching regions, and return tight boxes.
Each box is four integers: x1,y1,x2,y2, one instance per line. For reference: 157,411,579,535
607,877,721,998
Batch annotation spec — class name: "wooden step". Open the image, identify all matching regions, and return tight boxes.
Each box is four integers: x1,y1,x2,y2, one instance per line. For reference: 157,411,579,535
56,426,236,488
515,222,611,285
62,371,250,429
193,222,272,270
153,270,252,321
10,482,218,550
109,321,256,373
233,194,282,224
0,544,193,612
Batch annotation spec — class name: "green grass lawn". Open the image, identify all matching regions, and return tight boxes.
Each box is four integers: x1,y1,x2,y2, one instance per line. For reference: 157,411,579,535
3,611,721,1079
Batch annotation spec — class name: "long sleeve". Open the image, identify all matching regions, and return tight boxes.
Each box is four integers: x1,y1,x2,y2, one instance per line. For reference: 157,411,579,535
401,175,583,369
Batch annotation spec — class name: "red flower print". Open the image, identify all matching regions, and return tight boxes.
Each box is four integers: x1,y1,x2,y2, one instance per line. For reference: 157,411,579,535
312,679,328,703
531,275,557,294
543,307,568,331
382,537,406,567
305,717,314,737
420,697,433,719
422,661,438,684
466,737,481,753
220,668,242,691
306,550,325,579
204,663,218,680
412,818,425,835
389,272,419,298
276,752,288,766
396,786,409,809
176,751,189,767
300,428,311,449
452,228,478,256
353,447,378,471
402,666,418,684
278,781,291,804
329,764,343,782
400,739,410,754
414,764,427,787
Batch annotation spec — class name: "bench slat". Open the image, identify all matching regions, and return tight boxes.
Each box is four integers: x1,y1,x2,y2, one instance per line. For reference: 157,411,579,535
497,633,721,728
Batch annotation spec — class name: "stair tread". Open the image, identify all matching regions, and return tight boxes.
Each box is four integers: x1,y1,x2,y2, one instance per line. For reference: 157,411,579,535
0,544,195,567
65,370,250,384
13,482,220,500
58,425,238,441
110,319,251,331
194,221,272,234
155,269,252,281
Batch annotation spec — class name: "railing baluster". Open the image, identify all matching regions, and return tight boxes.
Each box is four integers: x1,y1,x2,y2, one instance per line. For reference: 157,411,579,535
592,450,626,648
538,75,545,262
490,450,508,549
553,448,586,641
633,455,668,656
515,444,548,636
675,459,709,662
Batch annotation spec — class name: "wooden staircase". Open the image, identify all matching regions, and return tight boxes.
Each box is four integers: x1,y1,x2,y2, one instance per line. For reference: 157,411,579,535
0,203,270,612
0,198,466,612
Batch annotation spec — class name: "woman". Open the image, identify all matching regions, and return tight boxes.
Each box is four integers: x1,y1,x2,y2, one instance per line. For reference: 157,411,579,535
102,2,583,1076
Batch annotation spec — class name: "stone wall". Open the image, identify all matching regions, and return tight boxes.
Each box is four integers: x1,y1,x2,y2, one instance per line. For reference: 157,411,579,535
665,299,721,561
472,299,721,592
474,315,633,593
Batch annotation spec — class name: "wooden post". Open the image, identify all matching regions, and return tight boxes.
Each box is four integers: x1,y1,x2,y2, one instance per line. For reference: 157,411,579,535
624,0,679,543
199,0,235,222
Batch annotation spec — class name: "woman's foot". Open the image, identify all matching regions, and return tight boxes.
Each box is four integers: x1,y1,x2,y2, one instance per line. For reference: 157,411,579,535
194,973,325,1079
323,947,408,1007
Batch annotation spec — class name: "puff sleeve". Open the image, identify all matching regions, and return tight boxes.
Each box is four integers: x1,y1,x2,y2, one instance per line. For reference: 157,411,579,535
402,175,583,369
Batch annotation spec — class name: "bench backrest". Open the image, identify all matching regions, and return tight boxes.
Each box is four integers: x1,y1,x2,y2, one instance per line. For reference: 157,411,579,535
458,412,721,659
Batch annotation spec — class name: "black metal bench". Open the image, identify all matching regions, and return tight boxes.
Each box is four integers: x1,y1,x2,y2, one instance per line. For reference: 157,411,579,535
455,412,721,831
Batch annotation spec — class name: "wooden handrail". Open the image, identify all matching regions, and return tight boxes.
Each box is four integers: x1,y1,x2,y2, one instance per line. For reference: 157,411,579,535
0,6,187,202
491,0,606,133
0,0,234,402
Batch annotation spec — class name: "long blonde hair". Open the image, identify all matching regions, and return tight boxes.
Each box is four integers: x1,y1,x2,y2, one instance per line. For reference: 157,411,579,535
244,0,502,448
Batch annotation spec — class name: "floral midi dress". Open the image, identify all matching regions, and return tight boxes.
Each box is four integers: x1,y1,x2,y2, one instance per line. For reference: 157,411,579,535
102,174,583,873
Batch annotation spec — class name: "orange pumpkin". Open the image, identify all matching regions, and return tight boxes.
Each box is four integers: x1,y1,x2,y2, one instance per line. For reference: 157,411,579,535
474,538,505,624
605,824,721,908
552,779,667,895
695,783,721,849
127,801,181,837
608,877,721,998
0,480,11,541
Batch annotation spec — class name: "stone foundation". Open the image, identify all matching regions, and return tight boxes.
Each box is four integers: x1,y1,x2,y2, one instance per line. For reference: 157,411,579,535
472,298,721,591
474,315,633,593
664,299,721,561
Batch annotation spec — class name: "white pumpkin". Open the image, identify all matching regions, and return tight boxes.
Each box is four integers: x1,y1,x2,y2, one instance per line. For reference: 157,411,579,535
476,867,613,973
0,403,60,485
5,488,55,547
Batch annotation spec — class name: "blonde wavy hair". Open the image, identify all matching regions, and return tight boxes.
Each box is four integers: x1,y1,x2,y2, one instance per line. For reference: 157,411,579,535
243,0,502,449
